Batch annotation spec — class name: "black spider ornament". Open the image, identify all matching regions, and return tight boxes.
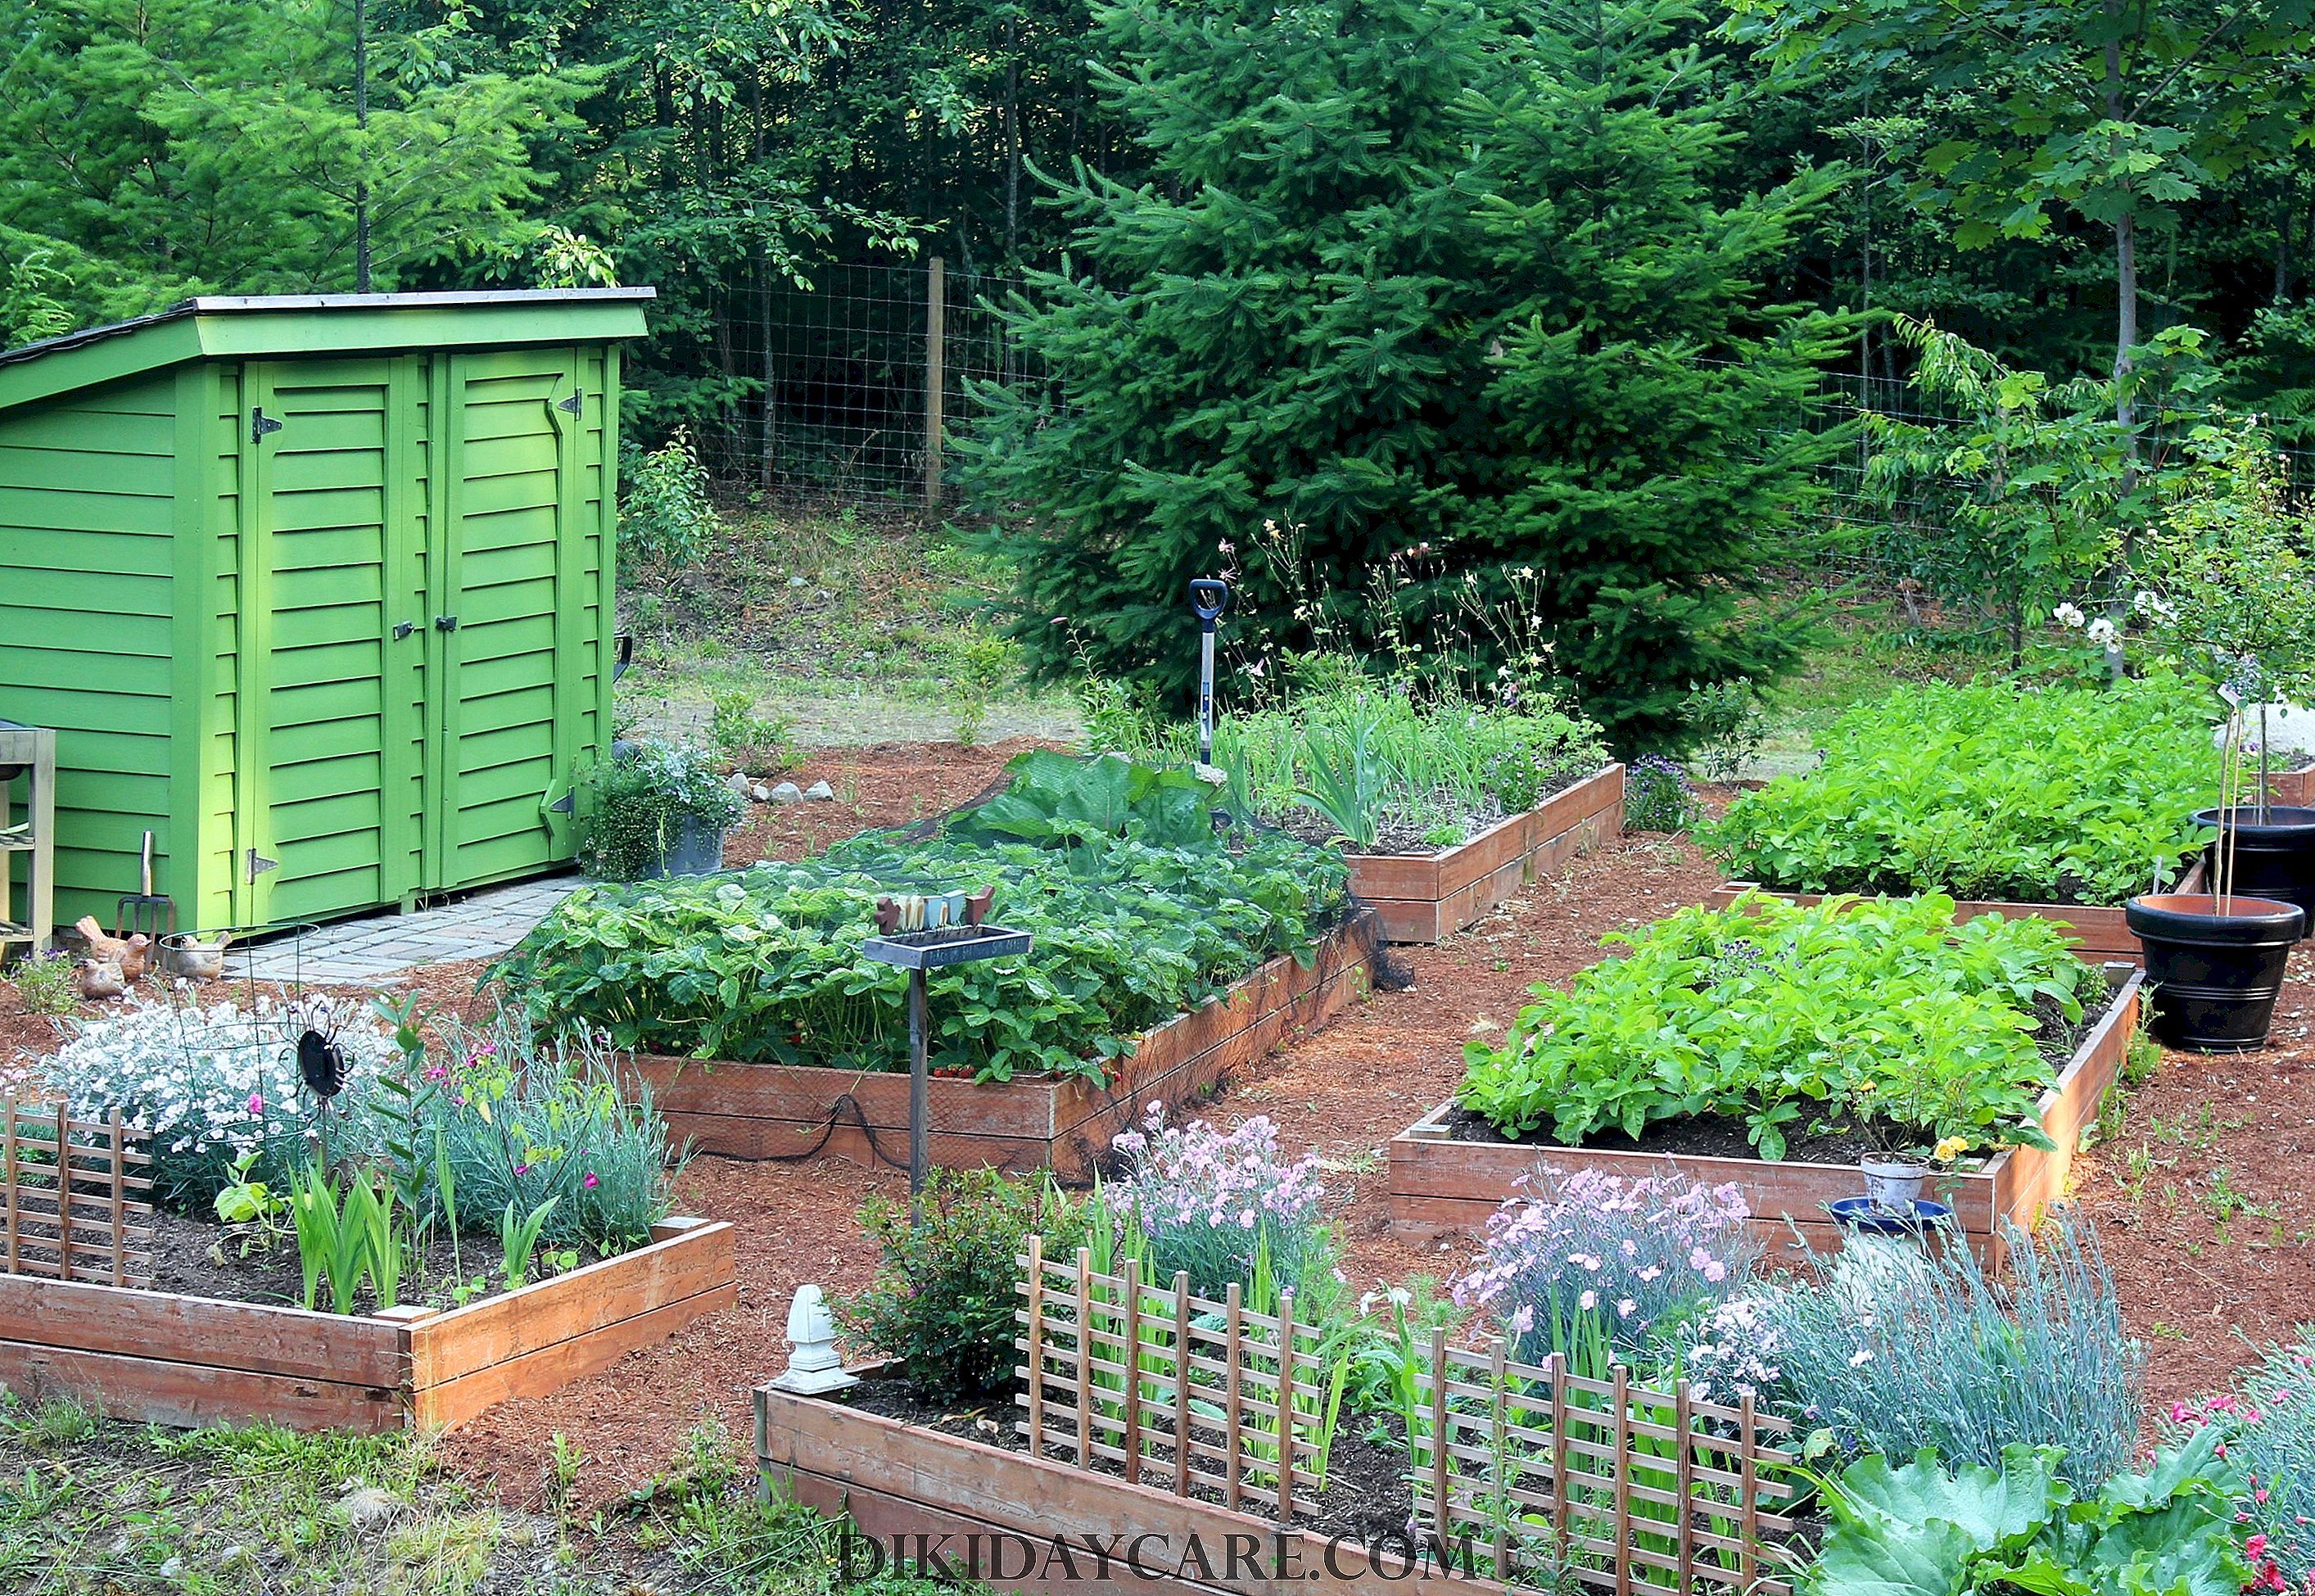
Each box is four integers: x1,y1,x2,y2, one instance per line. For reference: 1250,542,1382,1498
297,1024,349,1100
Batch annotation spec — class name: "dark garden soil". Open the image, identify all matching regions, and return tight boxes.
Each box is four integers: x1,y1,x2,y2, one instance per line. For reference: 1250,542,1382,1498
11,750,2315,1513
842,1368,1417,1539
146,1207,514,1313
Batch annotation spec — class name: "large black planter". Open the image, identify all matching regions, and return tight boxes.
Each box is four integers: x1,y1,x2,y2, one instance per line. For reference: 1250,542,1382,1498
2126,893,2305,1052
2195,806,2315,938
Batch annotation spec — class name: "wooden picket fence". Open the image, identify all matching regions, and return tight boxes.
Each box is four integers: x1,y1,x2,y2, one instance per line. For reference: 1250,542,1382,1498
1412,1335,1804,1595
1,1093,152,1287
1013,1237,1342,1521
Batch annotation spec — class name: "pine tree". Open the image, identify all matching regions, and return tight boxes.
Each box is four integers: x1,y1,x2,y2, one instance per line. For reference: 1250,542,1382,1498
961,0,1852,748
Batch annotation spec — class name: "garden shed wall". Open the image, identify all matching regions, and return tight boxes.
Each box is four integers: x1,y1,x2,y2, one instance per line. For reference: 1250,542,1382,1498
0,292,649,930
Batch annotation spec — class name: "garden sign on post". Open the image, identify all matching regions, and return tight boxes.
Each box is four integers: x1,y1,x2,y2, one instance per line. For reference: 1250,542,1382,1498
861,896,1032,1210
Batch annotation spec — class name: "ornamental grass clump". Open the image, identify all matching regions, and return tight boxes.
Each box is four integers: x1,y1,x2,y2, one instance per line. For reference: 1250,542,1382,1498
1452,1166,1757,1366
1107,1106,1328,1298
1766,1209,2142,1489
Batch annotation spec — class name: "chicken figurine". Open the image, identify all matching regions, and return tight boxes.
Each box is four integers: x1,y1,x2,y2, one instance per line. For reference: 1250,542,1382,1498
75,958,126,1001
74,916,152,985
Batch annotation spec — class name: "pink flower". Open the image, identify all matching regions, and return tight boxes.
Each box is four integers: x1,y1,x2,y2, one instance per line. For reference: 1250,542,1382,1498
514,1164,530,1178
583,1173,599,1190
246,1093,264,1116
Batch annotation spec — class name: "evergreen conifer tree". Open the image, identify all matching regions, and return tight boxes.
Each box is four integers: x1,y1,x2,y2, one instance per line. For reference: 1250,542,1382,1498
961,0,1852,748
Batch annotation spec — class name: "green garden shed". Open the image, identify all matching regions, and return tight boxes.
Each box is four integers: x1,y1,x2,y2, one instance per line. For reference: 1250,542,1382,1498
0,289,653,933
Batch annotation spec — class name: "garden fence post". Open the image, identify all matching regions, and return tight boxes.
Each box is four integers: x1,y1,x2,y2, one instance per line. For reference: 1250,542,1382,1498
906,968,929,1208
107,1110,125,1286
1739,1395,1759,1590
924,255,945,512
1490,1336,1510,1581
1427,1328,1449,1539
1612,1364,1631,1596
1548,1353,1571,1548
1675,1379,1696,1594
1171,1271,1191,1496
54,1099,70,1282
1075,1246,1093,1465
2,1092,16,1276
1277,1288,1296,1524
1122,1256,1142,1484
1224,1282,1244,1510
1025,1234,1045,1454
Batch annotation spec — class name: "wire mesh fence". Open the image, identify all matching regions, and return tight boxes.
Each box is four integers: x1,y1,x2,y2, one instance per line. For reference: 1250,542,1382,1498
676,257,2315,560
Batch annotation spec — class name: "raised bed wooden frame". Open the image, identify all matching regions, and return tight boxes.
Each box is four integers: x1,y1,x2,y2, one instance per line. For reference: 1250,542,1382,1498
1348,764,1624,944
1389,967,2143,1267
0,1215,735,1432
629,914,1377,1180
762,1380,1495,1596
1704,870,2200,965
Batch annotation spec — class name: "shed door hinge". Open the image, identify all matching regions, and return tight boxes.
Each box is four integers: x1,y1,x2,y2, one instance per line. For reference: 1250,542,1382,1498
245,848,278,882
556,392,583,416
251,408,283,443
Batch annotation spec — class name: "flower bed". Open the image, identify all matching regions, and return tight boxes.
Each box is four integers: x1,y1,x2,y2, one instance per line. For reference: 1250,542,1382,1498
1389,895,2144,1264
627,911,1376,1176
1699,675,2241,908
0,1215,734,1431
1347,763,1625,943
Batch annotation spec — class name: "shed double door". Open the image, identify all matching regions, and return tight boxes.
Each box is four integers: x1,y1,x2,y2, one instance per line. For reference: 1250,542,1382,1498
233,350,592,926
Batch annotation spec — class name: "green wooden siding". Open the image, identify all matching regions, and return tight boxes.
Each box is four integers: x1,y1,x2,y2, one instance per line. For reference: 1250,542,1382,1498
0,295,639,935
0,374,179,925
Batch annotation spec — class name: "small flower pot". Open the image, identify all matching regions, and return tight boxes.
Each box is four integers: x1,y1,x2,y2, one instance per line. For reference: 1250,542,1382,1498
1857,1158,1928,1209
646,816,730,879
2126,892,2306,1052
2195,806,2315,938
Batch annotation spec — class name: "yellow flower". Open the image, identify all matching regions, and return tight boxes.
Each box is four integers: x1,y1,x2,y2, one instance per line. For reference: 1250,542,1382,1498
1933,1135,1972,1164
1853,1080,1876,1094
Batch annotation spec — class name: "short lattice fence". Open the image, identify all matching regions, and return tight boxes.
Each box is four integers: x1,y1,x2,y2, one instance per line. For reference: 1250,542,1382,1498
1413,1335,1805,1594
1014,1237,1342,1521
1,1092,151,1287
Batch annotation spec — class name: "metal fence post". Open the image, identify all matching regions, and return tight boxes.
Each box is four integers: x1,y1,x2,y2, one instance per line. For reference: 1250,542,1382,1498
925,254,946,511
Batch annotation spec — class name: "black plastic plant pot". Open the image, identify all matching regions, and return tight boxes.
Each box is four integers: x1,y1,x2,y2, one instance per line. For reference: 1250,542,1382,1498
2195,806,2315,938
2126,892,2306,1052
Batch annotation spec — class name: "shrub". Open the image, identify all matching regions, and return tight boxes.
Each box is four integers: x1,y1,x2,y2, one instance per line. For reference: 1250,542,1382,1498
1453,1167,1757,1366
496,756,1352,1083
1106,1107,1328,1298
1766,1210,2143,1489
1804,1431,2250,1596
1699,674,2218,905
1458,893,2100,1157
7,949,79,1017
1621,755,1695,833
2170,1336,2315,1588
618,428,718,595
36,994,399,1207
837,1169,1078,1405
411,1017,680,1252
708,690,794,774
576,741,744,881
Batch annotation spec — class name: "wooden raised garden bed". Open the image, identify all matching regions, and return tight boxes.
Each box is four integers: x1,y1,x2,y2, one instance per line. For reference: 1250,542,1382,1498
1704,868,2202,965
1349,764,1624,944
1389,966,2143,1268
0,1216,735,1432
630,913,1377,1180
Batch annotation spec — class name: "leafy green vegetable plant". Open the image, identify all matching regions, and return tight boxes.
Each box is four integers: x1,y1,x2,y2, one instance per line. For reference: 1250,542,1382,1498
1294,721,1396,849
1803,1429,2249,1596
1700,674,2221,906
495,755,1352,1083
1458,893,2099,1156
287,1161,372,1314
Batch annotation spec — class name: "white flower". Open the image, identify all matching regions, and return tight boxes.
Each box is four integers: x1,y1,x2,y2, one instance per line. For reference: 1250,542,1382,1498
1848,1348,1874,1367
2053,603,2086,629
2086,617,2118,647
1387,1286,1412,1308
